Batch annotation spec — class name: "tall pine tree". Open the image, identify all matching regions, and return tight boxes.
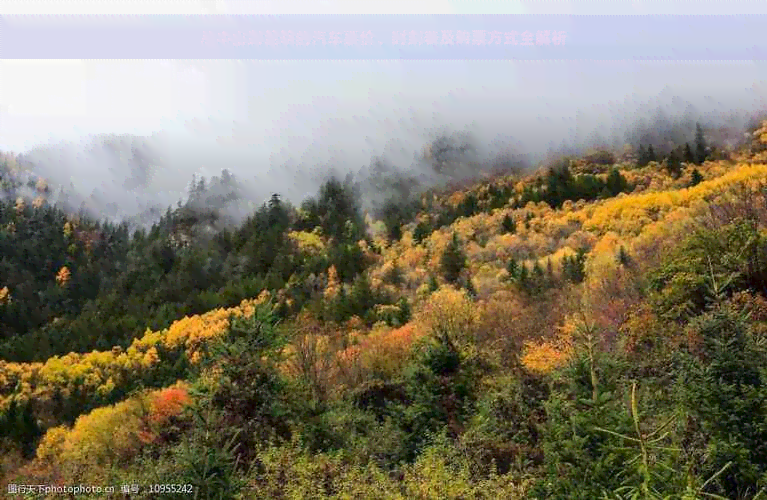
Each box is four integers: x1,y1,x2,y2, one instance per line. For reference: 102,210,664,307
666,149,683,179
684,142,695,164
690,168,703,187
647,144,657,164
501,214,516,234
695,122,708,165
638,144,648,167
440,232,466,284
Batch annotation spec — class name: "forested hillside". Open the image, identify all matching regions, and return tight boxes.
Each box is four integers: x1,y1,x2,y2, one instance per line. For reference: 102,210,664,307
2,120,767,499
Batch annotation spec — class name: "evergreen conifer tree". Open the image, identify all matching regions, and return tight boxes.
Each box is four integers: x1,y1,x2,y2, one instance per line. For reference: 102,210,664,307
638,144,648,166
546,257,554,281
413,220,431,244
501,214,516,234
647,145,657,163
531,261,545,294
617,246,631,267
684,142,695,164
666,150,683,179
440,232,466,284
606,168,628,196
690,168,703,187
428,274,439,292
695,122,707,165
507,257,519,279
518,263,529,289
396,296,411,325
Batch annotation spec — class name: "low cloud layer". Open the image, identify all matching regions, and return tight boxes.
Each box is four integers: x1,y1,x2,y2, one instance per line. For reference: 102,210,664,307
2,60,766,228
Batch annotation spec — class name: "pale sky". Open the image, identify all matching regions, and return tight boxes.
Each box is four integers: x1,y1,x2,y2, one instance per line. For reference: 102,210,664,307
1,0,767,15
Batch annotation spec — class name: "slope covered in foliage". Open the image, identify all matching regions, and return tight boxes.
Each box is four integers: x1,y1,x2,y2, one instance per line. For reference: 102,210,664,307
2,121,767,499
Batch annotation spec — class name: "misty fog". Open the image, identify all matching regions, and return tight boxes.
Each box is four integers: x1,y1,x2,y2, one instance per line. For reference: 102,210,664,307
1,59,766,228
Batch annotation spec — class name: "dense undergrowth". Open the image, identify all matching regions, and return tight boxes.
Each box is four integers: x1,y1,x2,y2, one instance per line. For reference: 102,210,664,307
2,121,767,498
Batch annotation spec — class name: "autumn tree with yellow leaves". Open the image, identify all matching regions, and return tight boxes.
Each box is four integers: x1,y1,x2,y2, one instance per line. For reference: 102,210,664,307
415,285,479,353
55,266,71,288
0,286,11,306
